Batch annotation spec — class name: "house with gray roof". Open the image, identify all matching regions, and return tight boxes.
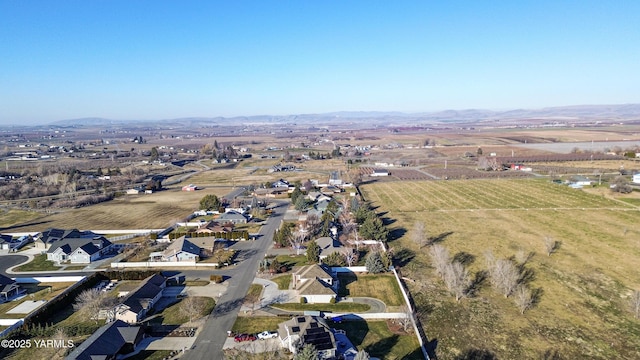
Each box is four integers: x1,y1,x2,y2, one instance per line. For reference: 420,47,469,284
35,228,103,250
278,316,336,359
114,274,165,324
217,211,247,224
151,236,201,262
0,274,22,302
65,319,144,360
316,236,342,261
46,237,113,264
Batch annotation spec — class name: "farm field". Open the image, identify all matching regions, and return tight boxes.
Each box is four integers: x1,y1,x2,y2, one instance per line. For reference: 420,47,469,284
361,179,640,360
0,186,232,232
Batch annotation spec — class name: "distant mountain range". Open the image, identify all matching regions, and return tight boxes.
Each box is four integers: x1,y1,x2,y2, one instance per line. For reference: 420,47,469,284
47,103,640,128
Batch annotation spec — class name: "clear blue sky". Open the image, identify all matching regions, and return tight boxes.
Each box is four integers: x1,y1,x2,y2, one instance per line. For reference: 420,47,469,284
1,1,639,124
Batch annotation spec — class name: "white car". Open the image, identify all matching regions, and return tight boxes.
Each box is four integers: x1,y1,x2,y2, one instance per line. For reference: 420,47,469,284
257,331,278,340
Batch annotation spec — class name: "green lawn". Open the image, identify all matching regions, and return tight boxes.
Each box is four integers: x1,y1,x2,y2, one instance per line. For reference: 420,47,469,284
13,254,61,271
232,316,283,334
271,302,370,312
272,274,292,290
333,320,422,360
275,254,308,269
338,273,405,307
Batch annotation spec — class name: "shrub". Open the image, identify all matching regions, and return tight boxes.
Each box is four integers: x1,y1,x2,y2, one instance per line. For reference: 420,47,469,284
300,297,307,304
210,275,224,283
330,297,337,304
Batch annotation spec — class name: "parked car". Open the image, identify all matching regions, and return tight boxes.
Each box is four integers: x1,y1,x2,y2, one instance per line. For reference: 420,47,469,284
257,331,278,340
234,333,256,342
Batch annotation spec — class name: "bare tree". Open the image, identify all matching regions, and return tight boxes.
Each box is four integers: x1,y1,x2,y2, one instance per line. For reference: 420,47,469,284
429,244,450,276
514,285,534,314
397,304,414,332
631,290,640,319
444,261,471,301
73,289,114,322
305,213,321,235
543,236,559,256
180,293,208,323
411,221,428,248
489,259,519,298
289,230,307,255
344,247,358,267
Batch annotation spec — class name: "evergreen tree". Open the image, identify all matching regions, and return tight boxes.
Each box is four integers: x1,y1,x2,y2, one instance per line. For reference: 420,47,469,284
365,251,387,273
294,344,319,360
199,194,221,210
360,216,388,242
306,240,320,263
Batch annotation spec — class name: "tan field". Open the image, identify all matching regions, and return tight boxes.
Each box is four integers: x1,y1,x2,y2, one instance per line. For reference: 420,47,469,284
361,179,640,359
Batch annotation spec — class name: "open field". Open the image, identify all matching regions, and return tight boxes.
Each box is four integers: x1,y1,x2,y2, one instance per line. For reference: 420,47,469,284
0,186,232,232
361,179,640,359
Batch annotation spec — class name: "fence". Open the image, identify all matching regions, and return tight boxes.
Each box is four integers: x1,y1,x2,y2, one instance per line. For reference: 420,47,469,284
111,261,219,269
14,276,86,283
0,320,23,338
331,266,368,273
392,267,430,360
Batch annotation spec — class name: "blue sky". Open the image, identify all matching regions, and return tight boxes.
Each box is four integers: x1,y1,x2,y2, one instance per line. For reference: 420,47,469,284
1,1,639,124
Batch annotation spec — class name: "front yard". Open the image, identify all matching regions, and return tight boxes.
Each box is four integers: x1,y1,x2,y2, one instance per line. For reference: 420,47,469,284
13,254,61,272
232,316,283,334
148,296,215,325
271,302,370,312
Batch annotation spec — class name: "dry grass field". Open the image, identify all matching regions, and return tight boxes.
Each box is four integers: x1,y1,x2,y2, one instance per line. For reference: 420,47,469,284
361,179,640,360
1,186,232,232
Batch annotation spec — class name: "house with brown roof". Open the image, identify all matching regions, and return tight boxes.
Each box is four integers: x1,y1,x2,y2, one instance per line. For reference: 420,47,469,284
292,265,337,303
195,220,234,235
278,316,336,359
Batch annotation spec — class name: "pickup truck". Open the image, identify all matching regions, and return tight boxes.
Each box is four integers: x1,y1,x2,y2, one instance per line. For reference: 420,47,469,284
257,331,278,340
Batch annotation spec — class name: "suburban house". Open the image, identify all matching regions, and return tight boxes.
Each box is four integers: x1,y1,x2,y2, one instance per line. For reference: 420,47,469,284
569,175,593,188
0,274,22,302
217,211,247,224
278,316,337,359
65,319,144,360
0,235,31,251
46,237,113,264
114,274,166,323
328,171,343,186
151,236,201,262
195,220,234,235
316,237,343,261
633,173,640,184
272,179,290,188
35,228,101,250
292,265,337,303
186,236,227,254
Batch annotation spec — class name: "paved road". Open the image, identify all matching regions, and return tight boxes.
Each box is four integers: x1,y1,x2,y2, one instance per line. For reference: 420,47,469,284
0,255,30,277
184,200,289,360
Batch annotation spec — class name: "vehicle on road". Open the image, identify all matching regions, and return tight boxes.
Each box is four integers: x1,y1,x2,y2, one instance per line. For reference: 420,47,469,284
234,333,256,342
257,331,278,340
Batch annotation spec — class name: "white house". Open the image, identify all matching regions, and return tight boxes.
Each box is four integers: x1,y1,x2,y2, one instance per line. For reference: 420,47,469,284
633,173,640,184
370,169,389,177
46,237,113,264
152,236,200,262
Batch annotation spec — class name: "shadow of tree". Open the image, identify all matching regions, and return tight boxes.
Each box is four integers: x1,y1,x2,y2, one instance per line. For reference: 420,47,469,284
388,227,407,242
454,348,498,360
428,231,454,245
453,251,475,266
532,287,544,307
467,270,488,297
394,247,415,268
365,334,399,359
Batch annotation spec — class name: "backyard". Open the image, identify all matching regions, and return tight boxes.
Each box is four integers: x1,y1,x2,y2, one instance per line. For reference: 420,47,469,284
361,178,640,359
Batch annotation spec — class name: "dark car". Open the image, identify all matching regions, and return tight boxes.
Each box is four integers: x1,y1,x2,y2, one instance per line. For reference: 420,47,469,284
234,333,256,342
